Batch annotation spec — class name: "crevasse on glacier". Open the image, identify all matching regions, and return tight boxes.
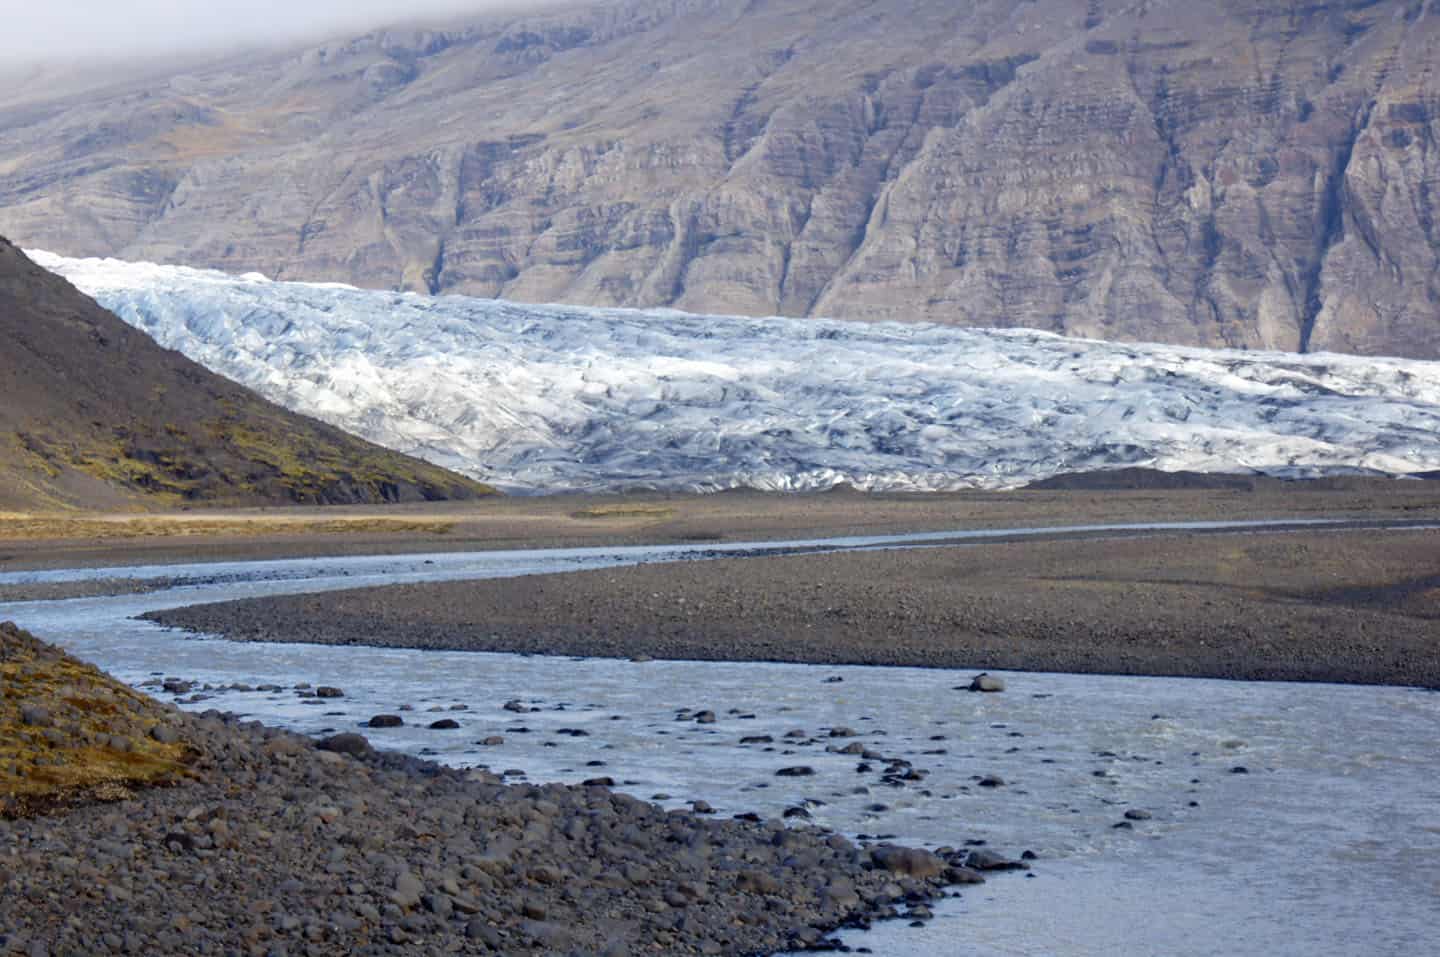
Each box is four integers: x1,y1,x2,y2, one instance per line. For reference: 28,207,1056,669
32,251,1440,493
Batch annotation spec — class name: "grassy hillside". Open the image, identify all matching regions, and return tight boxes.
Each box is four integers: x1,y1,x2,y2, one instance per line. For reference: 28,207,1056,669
0,237,492,509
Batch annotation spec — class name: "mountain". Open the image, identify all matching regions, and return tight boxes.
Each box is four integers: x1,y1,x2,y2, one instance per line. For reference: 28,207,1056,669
36,250,1440,493
0,1,1437,358
0,239,491,509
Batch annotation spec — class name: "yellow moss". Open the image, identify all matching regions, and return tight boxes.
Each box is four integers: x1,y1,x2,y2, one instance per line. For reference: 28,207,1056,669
0,647,194,817
0,513,455,541
570,504,677,520
10,433,63,479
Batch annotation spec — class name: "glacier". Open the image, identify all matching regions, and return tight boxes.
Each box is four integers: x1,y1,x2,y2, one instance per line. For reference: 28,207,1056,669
31,250,1440,493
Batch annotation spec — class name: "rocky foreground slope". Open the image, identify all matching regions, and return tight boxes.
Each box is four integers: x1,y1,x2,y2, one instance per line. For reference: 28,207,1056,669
0,621,989,955
1,0,1438,356
0,238,489,509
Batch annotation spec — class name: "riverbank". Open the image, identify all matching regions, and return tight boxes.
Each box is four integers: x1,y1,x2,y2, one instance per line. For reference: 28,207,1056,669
0,622,983,956
148,525,1440,687
3,476,1438,573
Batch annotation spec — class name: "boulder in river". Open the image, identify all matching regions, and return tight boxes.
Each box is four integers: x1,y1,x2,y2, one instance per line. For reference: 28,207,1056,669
968,673,1006,693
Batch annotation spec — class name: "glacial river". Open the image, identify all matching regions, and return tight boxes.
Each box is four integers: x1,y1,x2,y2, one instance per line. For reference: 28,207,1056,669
2,520,1437,956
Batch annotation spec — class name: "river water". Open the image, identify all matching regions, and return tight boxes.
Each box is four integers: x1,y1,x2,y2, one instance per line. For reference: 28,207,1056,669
2,522,1436,956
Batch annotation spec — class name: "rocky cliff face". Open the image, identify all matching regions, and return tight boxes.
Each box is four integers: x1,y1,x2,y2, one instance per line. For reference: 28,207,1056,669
0,0,1436,357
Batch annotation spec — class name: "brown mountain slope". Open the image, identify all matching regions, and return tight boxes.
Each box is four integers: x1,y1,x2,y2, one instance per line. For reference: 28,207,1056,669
0,0,1437,357
0,238,491,509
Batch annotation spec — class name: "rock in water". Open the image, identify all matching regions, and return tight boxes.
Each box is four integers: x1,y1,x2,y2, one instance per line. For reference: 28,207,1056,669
870,846,946,880
969,674,1006,693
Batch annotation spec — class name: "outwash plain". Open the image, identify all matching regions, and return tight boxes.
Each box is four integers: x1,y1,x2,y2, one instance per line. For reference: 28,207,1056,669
6,477,1439,686
4,485,1439,957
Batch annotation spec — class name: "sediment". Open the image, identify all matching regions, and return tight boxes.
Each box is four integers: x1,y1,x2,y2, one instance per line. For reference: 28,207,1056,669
0,622,981,956
146,527,1440,687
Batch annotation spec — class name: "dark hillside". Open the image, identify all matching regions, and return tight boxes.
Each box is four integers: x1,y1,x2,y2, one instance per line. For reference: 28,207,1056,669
0,238,491,509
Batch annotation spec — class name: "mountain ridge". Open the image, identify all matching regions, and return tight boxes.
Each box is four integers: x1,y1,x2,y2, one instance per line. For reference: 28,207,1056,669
0,0,1437,356
0,238,492,510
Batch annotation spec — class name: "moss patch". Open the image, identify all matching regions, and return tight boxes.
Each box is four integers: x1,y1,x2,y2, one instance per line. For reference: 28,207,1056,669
0,513,455,542
569,504,677,521
0,621,194,818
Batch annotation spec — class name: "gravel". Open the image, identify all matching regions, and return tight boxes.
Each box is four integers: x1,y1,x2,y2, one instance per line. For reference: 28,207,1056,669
1,624,980,956
146,527,1440,686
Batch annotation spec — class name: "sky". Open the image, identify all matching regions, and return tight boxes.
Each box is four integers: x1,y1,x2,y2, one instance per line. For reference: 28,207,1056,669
0,1,568,65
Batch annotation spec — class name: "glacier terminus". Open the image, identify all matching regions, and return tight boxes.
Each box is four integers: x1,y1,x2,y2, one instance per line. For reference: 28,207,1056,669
32,251,1440,494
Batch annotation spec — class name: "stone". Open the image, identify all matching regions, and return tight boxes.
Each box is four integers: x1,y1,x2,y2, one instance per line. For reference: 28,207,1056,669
149,725,180,744
423,893,454,917
466,920,501,946
392,872,424,909
316,733,372,756
735,870,782,895
528,865,563,885
367,714,404,728
965,849,1028,871
20,705,51,727
776,766,815,777
870,846,945,880
315,686,344,698
428,719,461,730
945,866,987,884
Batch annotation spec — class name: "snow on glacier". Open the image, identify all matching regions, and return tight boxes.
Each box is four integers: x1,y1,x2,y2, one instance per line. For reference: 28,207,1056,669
31,250,1440,493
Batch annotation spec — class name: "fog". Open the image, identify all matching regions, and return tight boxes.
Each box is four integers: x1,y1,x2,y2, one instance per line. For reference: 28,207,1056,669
0,1,574,65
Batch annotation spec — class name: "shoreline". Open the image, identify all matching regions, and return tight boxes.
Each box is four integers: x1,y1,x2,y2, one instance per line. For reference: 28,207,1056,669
146,524,1440,688
0,622,991,956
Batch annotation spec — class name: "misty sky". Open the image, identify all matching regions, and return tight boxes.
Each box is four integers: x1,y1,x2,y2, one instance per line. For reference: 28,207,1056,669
0,1,565,64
